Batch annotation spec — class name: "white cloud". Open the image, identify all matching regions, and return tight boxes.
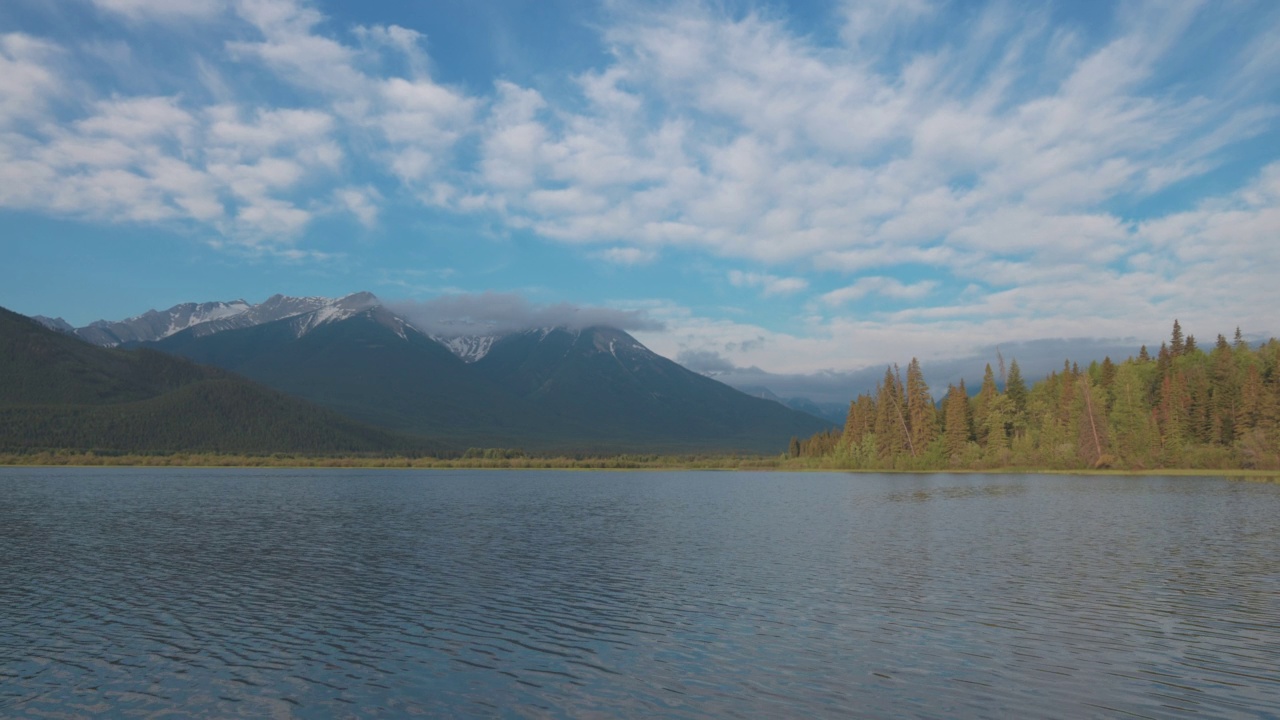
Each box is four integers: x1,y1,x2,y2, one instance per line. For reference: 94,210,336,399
335,185,380,228
228,0,477,186
392,293,664,336
0,66,339,243
231,197,311,239
727,270,808,297
447,3,1276,288
227,0,365,95
595,247,657,265
90,0,225,21
0,34,62,127
1,0,1278,368
821,277,937,306
75,96,196,142
838,0,936,50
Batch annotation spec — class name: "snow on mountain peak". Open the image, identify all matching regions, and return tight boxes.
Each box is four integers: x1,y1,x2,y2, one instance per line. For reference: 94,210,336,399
288,292,385,337
434,334,500,363
64,292,390,346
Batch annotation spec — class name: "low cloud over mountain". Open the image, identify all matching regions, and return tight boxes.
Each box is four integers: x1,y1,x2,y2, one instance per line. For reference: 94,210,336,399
391,293,664,338
693,338,1150,407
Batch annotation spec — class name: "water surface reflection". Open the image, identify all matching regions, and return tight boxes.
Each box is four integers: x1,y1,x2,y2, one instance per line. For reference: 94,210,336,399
1,469,1277,718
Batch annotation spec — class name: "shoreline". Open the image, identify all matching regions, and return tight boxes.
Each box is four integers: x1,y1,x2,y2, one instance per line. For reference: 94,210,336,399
2,452,1277,479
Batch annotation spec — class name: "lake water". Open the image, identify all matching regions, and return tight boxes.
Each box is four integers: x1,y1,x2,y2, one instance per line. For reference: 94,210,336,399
1,469,1277,718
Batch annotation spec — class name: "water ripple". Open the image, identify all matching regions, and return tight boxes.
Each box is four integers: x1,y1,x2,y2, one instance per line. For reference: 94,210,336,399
1,469,1278,718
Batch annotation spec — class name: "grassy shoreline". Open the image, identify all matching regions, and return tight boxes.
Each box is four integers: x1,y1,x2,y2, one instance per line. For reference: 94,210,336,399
2,451,1278,479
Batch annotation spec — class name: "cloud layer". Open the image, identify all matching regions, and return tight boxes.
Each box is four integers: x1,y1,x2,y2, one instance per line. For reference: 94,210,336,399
2,0,1277,375
392,293,663,337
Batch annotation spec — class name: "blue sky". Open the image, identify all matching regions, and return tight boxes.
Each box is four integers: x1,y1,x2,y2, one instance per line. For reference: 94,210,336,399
1,0,1278,377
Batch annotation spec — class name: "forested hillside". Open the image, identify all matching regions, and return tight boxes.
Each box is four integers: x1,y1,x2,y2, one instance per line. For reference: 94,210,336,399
792,322,1280,471
0,307,429,455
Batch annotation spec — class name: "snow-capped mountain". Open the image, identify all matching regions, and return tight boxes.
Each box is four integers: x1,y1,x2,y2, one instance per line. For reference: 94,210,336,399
273,292,390,339
65,292,385,346
32,292,832,452
432,334,500,363
71,300,253,346
68,292,644,364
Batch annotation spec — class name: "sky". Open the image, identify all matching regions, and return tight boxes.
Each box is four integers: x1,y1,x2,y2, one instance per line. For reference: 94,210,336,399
2,0,1278,384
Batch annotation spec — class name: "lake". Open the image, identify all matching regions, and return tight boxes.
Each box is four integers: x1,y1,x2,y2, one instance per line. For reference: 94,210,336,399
1,468,1277,718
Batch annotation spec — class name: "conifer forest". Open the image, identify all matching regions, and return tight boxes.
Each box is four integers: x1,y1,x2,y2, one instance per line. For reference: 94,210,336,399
791,322,1280,471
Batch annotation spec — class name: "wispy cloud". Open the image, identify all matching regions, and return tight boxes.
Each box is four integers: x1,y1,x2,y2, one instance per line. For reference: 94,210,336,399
727,270,808,297
821,277,937,306
1,0,1277,369
595,247,658,265
89,0,226,22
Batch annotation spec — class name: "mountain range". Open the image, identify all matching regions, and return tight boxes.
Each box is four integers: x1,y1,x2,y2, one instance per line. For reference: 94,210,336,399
0,306,429,455
26,293,832,453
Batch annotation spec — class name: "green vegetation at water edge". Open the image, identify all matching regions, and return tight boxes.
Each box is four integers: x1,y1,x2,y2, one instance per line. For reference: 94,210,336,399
0,450,786,470
790,321,1280,471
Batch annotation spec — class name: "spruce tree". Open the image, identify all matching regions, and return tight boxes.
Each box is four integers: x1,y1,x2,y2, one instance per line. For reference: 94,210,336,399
1171,319,1185,357
905,358,936,456
842,394,875,450
943,383,970,463
874,366,909,459
1109,361,1159,468
1005,359,1028,439
1237,364,1265,441
972,364,999,448
1209,341,1238,444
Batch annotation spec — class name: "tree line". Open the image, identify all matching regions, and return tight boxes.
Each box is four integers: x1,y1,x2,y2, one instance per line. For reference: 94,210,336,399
789,321,1280,471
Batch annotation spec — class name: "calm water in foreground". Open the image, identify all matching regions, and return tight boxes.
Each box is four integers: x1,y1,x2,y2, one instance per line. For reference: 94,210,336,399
1,469,1277,719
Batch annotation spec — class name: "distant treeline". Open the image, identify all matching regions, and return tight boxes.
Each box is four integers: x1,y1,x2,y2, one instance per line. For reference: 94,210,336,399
790,322,1280,471
0,450,784,470
0,379,434,456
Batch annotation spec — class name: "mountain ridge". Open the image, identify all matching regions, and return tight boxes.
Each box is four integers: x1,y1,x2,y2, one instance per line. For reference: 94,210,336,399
0,306,432,455
35,292,834,453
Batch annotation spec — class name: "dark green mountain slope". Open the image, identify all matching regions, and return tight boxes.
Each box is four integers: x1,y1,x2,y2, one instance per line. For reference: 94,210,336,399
150,308,578,446
149,307,831,453
0,307,421,454
475,327,833,453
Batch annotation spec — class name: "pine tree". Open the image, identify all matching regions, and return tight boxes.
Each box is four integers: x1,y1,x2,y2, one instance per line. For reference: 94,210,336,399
943,383,971,464
874,366,909,459
1171,319,1185,357
1185,364,1213,444
1156,372,1188,456
1099,357,1117,393
1057,361,1077,427
972,364,999,448
905,358,936,456
842,394,875,449
842,399,859,447
1208,340,1238,444
1005,359,1028,440
1109,361,1159,468
1237,364,1264,440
